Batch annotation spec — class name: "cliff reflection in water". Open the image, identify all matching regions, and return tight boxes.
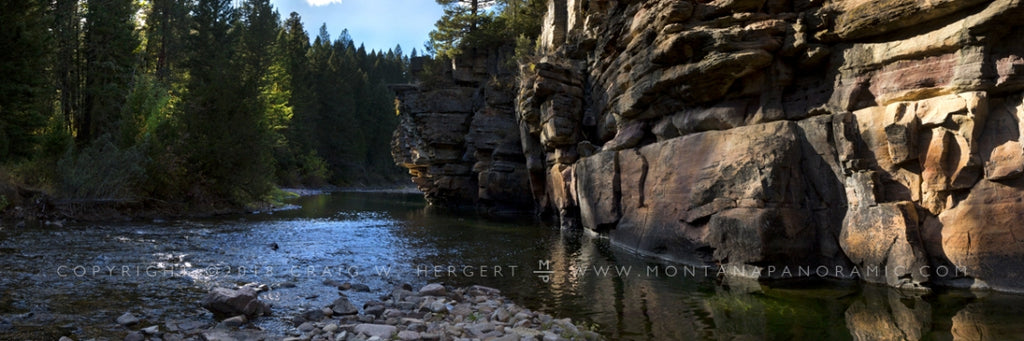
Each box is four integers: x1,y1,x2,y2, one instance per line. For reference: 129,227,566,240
339,192,1022,340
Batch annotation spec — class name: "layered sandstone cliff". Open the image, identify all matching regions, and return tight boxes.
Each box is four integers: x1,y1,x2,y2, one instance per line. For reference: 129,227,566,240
391,51,533,214
394,0,1024,292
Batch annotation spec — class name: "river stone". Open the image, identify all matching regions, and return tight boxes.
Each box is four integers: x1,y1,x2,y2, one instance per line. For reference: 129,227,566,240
491,334,520,341
331,297,359,315
397,330,421,340
323,323,339,333
141,325,160,334
467,285,500,296
165,319,207,332
354,323,397,339
117,312,140,326
418,283,446,296
221,315,247,327
297,321,315,332
124,331,144,341
543,331,564,341
201,287,270,318
364,304,385,317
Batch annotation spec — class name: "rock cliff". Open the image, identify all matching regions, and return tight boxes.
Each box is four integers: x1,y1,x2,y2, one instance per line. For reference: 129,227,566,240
391,51,534,214
394,0,1024,292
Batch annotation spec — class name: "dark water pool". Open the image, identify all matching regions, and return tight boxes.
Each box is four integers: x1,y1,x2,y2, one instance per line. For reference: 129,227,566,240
2,191,1024,340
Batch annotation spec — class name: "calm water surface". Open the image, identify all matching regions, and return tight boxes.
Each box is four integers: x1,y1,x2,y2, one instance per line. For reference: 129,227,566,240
2,191,1024,340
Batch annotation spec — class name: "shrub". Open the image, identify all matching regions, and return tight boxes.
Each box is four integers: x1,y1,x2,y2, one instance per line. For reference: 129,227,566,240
57,135,147,199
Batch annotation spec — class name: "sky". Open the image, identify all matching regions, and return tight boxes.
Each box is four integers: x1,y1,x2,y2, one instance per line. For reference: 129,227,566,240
268,0,444,55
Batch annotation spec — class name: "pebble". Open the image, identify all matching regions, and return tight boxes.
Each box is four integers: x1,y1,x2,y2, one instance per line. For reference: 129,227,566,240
117,312,140,326
124,331,145,341
220,315,247,327
397,330,420,340
129,284,604,341
354,323,397,338
418,283,447,296
364,304,385,317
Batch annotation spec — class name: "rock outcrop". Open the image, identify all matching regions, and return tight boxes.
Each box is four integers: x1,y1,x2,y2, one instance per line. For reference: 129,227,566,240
391,51,533,214
393,0,1024,292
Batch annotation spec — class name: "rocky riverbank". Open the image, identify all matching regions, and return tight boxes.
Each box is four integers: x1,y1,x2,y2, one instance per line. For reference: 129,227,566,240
68,283,602,341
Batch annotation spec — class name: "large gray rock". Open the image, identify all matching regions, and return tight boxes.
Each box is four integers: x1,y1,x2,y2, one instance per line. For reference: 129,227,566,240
200,287,270,318
354,323,397,339
331,297,358,315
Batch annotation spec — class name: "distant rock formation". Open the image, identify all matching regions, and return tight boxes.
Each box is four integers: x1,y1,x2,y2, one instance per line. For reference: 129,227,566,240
391,51,533,214
394,0,1024,292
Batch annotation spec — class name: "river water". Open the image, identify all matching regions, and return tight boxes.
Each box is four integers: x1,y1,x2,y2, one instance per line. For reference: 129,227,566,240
2,191,1024,340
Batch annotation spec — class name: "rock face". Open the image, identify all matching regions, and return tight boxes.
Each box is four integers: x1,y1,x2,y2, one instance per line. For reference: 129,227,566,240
393,0,1024,291
391,51,533,214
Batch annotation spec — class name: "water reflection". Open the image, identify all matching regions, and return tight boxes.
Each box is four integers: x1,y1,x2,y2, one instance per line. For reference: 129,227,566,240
3,191,1024,340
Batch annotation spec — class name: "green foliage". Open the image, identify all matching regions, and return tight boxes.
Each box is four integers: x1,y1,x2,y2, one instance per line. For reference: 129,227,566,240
297,150,331,187
57,135,147,199
0,0,52,161
428,0,546,59
144,0,190,81
263,187,300,207
1,0,411,207
81,0,140,144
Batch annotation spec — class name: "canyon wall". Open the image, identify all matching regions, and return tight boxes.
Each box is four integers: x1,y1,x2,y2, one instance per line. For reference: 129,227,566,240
394,0,1024,292
391,51,534,214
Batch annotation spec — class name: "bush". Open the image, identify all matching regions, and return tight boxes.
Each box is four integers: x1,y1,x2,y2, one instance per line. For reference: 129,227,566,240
298,150,331,187
57,135,147,199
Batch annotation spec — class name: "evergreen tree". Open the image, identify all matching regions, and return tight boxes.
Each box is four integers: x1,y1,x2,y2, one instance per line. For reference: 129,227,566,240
181,0,278,203
53,0,84,134
81,0,140,144
0,0,52,160
428,0,544,59
145,0,190,81
2,0,411,200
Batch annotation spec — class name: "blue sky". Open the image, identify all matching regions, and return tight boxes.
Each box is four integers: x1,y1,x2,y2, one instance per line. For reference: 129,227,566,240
269,0,444,55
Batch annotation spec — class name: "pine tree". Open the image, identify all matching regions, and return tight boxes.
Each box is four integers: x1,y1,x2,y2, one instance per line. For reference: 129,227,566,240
145,0,190,81
181,0,278,203
428,0,544,59
53,0,84,135
81,0,140,144
277,12,316,182
0,0,52,159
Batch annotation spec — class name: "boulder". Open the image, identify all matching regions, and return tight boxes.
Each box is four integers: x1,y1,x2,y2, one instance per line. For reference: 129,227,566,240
331,297,359,315
200,287,271,318
938,178,1024,292
354,323,398,339
840,201,930,290
418,283,447,297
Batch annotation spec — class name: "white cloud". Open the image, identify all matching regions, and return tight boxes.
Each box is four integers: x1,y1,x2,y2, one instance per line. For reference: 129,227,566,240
306,0,342,7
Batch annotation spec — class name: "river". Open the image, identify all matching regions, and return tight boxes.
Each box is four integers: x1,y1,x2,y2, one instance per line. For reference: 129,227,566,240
2,191,1024,340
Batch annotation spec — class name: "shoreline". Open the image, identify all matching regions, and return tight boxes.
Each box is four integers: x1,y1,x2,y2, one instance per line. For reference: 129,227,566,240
0,185,419,227
89,283,603,341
